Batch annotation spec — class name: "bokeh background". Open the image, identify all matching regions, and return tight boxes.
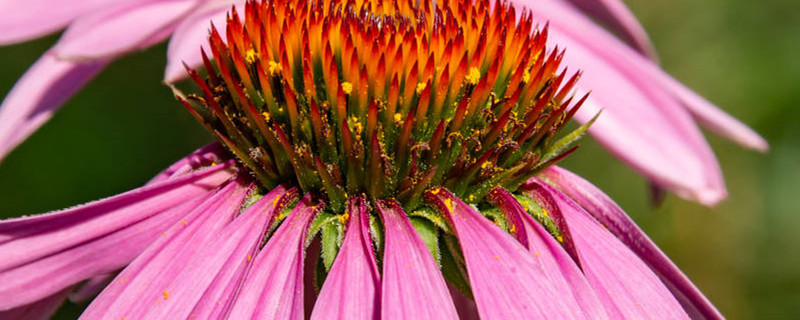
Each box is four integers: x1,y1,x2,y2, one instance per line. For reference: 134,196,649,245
0,0,797,318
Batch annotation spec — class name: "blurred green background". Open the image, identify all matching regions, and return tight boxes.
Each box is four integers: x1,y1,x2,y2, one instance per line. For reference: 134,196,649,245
0,0,797,318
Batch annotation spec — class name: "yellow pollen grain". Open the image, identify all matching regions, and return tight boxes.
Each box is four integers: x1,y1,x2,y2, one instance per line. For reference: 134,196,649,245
341,82,354,95
542,208,549,216
247,255,252,262
509,224,516,233
268,61,282,75
444,198,455,212
394,112,402,122
162,290,169,300
481,161,491,169
522,70,531,83
556,235,564,243
181,220,188,226
466,67,481,85
430,187,441,195
262,112,271,122
415,82,427,94
493,255,499,260
338,212,350,224
245,49,257,64
211,162,217,167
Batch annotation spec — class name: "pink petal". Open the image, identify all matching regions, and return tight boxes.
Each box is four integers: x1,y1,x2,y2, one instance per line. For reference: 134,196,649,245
0,163,233,310
534,2,726,204
78,178,251,319
546,0,657,59
310,197,380,320
0,287,71,320
487,188,609,319
164,0,241,83
227,193,320,320
377,199,459,319
142,186,297,319
540,166,724,319
0,53,107,162
448,285,480,320
424,188,586,319
522,179,690,319
53,0,199,60
0,0,138,45
69,274,115,303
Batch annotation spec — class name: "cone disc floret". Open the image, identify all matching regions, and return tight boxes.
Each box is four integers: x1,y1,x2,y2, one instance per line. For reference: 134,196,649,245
178,0,588,212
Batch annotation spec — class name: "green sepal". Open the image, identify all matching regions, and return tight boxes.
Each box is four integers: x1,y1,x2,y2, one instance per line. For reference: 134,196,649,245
480,207,510,233
369,213,385,270
320,217,345,271
440,234,473,299
513,193,562,240
409,207,451,234
306,211,340,246
410,216,441,264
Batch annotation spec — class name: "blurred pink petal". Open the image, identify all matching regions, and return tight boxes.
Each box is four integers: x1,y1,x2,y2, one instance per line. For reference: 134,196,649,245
487,188,609,319
0,0,138,45
554,0,657,59
78,179,250,319
425,188,587,319
522,179,689,319
0,53,106,162
310,197,380,320
164,0,239,83
541,166,724,319
0,162,233,310
377,200,459,319
53,0,199,60
526,0,730,204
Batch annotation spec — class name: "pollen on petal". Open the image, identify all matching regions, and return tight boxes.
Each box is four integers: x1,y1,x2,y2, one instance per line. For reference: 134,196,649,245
341,82,353,95
466,67,481,85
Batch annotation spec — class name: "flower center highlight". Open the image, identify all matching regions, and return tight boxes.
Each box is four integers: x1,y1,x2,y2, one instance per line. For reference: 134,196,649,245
177,0,588,212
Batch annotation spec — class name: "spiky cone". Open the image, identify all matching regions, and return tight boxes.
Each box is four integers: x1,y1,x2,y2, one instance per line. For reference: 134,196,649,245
0,0,723,318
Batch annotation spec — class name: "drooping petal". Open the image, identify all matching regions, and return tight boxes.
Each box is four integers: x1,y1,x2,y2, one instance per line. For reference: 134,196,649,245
0,0,137,45
547,0,657,59
0,163,234,310
377,199,459,320
163,0,240,83
0,287,71,320
78,179,251,320
226,193,320,320
522,179,690,319
487,188,609,319
140,186,297,319
310,197,380,320
53,0,199,60
541,166,724,319
532,0,767,153
0,53,107,162
69,274,115,303
424,188,586,319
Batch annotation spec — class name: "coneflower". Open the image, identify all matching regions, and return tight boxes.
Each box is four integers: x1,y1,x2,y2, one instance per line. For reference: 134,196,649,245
0,0,766,206
0,0,722,319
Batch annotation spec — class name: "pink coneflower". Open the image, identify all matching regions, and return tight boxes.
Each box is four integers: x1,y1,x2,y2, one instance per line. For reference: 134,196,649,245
0,0,766,206
0,0,723,318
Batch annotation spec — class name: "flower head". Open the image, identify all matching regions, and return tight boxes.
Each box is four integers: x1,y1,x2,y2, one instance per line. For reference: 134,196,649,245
0,0,767,206
0,0,726,319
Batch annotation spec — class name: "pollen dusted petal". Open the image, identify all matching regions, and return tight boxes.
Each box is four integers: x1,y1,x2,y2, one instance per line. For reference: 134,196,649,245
226,194,319,320
77,179,251,319
378,200,459,320
53,0,198,60
487,188,610,319
141,186,296,319
424,188,587,319
522,179,690,319
0,163,233,310
311,197,380,320
0,53,107,163
541,166,724,320
147,142,230,184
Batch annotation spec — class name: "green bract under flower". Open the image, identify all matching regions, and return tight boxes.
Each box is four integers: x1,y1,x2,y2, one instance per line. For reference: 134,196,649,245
177,0,591,212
